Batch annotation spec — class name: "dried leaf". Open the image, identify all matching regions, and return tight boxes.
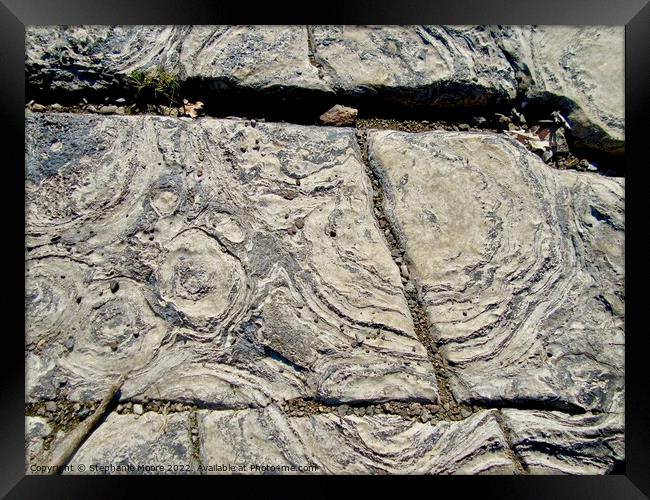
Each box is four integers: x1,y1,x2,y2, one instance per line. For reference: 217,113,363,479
182,98,204,119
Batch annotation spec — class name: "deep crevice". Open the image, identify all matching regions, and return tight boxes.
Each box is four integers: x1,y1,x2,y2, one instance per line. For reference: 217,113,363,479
353,126,472,422
26,94,624,178
466,397,587,415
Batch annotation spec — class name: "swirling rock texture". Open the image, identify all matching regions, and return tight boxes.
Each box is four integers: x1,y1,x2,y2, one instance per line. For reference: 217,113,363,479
309,25,517,107
198,406,516,474
26,25,623,156
66,412,196,474
501,410,624,474
369,129,624,415
26,25,327,95
26,26,186,94
495,26,625,155
25,112,437,407
25,417,52,469
25,25,624,475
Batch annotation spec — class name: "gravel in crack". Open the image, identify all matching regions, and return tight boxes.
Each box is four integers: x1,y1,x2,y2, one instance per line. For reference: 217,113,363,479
280,397,478,423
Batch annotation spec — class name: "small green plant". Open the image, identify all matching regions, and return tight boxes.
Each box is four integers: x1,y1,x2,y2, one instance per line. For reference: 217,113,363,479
129,66,180,105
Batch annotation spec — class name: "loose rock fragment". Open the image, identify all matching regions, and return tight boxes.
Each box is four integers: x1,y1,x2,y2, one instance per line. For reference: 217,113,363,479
319,104,358,126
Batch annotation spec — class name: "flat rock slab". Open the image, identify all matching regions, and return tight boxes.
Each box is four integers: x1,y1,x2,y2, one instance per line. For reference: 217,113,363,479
25,112,438,407
25,416,52,472
497,26,624,155
310,25,517,106
66,412,195,474
501,409,624,474
26,25,517,107
26,25,624,151
26,26,328,96
26,26,185,94
198,406,517,474
369,129,624,414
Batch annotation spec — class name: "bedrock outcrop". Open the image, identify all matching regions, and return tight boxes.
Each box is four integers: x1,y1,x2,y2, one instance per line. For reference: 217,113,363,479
495,26,624,155
368,129,624,415
26,26,623,157
24,25,625,474
198,406,517,474
25,112,438,407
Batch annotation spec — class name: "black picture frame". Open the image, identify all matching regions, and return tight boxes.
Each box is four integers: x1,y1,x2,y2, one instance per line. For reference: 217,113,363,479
2,1,648,497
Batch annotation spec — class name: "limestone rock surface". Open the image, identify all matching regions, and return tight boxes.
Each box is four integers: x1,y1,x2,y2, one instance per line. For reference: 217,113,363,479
310,25,517,106
198,406,517,474
26,26,185,94
25,26,328,96
496,26,624,154
25,416,52,471
501,409,624,474
25,112,438,407
368,129,624,414
66,411,195,474
179,26,328,92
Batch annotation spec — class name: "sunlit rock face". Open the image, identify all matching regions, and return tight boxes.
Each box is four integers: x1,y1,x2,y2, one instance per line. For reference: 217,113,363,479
368,129,624,414
198,406,517,474
495,26,625,155
25,112,438,407
24,24,625,476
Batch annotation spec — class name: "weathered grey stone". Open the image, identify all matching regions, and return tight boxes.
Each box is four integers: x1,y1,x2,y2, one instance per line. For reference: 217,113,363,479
26,25,624,151
66,412,195,474
310,25,517,106
501,410,624,474
496,26,624,155
26,350,65,402
26,26,186,94
25,416,52,471
368,129,624,414
26,26,329,95
198,406,517,474
25,112,438,407
180,26,329,92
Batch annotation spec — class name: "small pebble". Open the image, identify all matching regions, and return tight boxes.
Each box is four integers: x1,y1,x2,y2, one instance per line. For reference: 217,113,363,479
45,401,57,412
110,281,120,293
133,403,144,415
99,105,118,114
